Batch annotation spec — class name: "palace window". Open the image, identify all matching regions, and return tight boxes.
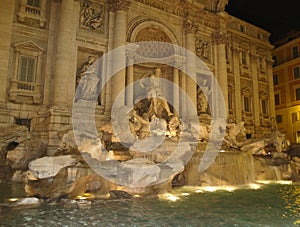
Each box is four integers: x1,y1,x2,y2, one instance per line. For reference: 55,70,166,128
19,56,36,83
261,99,268,115
244,96,250,112
273,74,279,85
296,88,300,101
241,51,247,65
27,0,40,7
274,94,280,105
9,41,44,104
258,56,266,72
240,25,245,33
276,115,282,123
293,46,299,59
294,66,300,79
272,55,278,66
259,91,269,118
292,112,300,122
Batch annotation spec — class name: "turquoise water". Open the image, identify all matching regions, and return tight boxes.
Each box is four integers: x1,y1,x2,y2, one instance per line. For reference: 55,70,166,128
1,183,300,226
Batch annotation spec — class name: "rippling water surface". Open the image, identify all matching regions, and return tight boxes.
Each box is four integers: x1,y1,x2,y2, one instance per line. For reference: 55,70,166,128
1,182,300,226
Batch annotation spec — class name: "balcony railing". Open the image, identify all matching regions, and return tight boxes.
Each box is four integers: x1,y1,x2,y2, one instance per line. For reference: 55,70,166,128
17,81,35,91
17,1,47,28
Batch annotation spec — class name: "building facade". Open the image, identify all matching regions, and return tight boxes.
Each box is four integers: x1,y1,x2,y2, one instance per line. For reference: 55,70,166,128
0,0,275,149
273,32,300,143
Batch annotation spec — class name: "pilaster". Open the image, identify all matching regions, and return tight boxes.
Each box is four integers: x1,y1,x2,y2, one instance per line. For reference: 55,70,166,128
249,47,260,135
184,18,198,114
211,30,228,117
53,0,77,108
232,46,242,122
110,0,129,107
0,0,14,104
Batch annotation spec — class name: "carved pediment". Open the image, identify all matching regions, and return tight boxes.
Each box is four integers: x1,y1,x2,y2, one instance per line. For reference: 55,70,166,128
259,90,269,98
241,87,253,95
15,41,45,53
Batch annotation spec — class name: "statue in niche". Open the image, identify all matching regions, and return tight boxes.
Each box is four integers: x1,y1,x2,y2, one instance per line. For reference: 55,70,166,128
80,1,104,33
75,56,100,102
139,67,172,118
197,79,211,114
196,40,209,60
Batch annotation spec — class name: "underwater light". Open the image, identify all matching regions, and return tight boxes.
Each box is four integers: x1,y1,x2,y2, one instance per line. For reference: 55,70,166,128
249,183,261,190
202,186,217,192
224,186,236,192
256,180,291,185
276,180,292,185
181,193,190,196
219,150,225,153
8,198,18,202
159,193,180,202
76,196,87,200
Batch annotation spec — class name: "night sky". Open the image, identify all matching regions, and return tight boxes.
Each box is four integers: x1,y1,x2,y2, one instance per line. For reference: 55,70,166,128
226,0,300,43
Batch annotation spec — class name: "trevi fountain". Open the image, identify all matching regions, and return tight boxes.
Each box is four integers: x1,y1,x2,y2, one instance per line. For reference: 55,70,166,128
1,51,300,225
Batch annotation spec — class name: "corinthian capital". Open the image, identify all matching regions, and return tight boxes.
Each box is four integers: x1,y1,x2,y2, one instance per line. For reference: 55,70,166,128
184,19,198,34
211,31,228,45
109,0,130,12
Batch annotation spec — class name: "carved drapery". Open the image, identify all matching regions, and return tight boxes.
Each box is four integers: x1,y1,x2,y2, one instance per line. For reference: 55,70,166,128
80,0,105,33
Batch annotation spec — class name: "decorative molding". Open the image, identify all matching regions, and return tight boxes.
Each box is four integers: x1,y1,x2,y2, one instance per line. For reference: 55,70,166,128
126,17,179,45
211,31,228,44
195,38,210,60
109,0,130,12
184,19,198,34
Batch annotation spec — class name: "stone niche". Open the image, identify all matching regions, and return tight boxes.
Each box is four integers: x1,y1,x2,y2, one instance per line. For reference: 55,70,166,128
75,48,103,106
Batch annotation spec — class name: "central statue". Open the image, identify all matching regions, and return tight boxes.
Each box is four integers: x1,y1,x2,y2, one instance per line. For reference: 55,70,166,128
139,67,172,119
128,67,180,139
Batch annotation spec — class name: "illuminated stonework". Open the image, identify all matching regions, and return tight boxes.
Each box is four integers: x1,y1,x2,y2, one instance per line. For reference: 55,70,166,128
0,0,275,148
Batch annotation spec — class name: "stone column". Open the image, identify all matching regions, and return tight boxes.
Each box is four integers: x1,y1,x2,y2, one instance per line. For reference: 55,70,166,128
180,71,187,117
104,10,115,115
232,45,242,122
212,30,228,117
249,48,260,136
126,57,134,106
267,57,276,119
53,0,77,107
173,67,180,114
0,0,14,104
110,0,129,107
0,0,14,123
184,19,198,116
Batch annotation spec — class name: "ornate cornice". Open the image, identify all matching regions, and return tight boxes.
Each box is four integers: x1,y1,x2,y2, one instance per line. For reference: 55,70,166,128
184,19,198,34
109,0,130,12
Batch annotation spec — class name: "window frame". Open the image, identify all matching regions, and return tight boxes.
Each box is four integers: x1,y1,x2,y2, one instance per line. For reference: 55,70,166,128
18,55,37,83
273,74,279,85
294,66,300,79
274,93,280,105
293,45,299,59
